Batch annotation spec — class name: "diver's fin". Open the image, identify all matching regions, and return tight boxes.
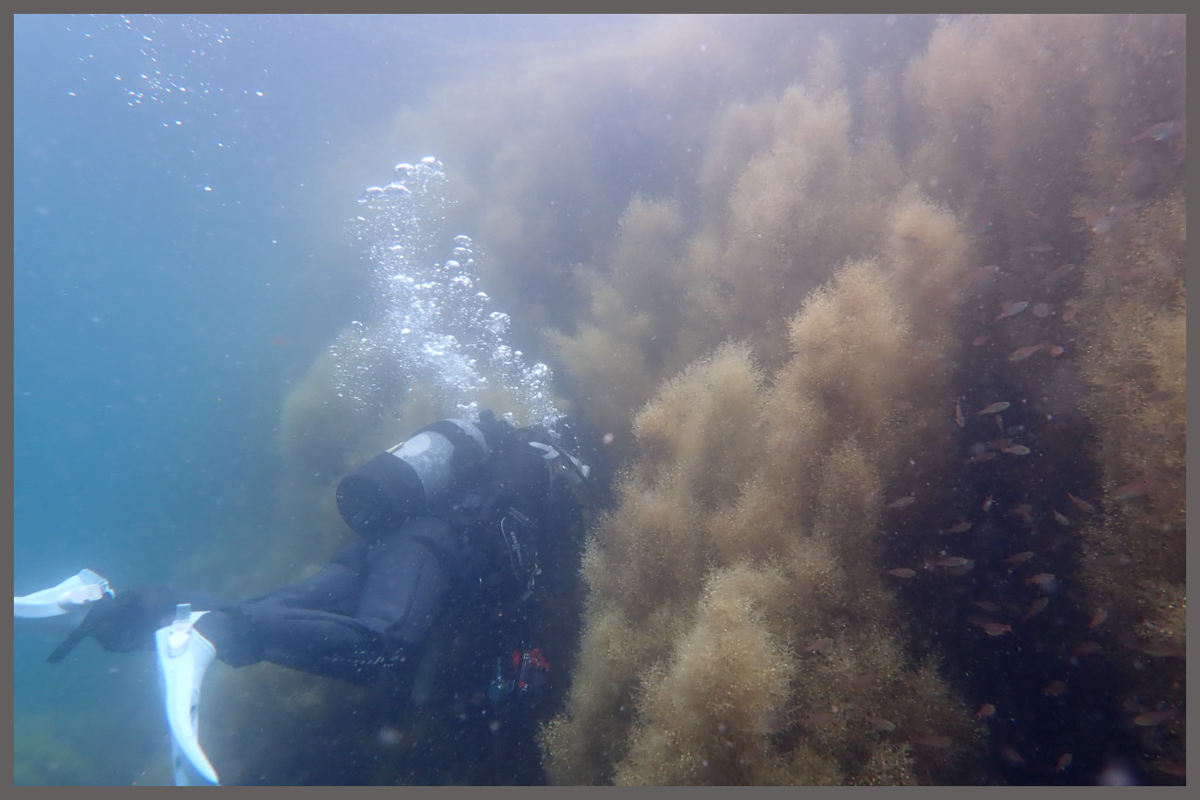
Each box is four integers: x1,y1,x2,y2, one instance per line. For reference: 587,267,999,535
155,604,220,785
14,569,112,619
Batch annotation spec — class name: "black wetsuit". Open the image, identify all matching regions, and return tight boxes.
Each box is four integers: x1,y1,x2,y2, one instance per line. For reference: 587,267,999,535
55,417,587,697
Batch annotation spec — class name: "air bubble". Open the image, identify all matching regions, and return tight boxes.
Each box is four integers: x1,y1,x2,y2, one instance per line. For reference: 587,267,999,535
334,158,560,429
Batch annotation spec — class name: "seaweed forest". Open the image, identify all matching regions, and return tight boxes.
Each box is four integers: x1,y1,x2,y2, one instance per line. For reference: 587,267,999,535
215,15,1184,785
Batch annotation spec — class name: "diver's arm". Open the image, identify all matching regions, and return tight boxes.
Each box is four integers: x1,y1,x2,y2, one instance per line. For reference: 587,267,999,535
196,520,454,684
234,537,368,614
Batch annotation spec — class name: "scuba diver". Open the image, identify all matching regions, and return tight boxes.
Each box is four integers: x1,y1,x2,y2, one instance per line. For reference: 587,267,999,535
14,409,594,785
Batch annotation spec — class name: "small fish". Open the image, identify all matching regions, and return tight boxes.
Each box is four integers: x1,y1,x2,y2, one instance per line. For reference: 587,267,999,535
1062,300,1080,322
1151,760,1186,779
1008,343,1045,362
1131,119,1183,143
1043,680,1067,696
806,638,834,653
1092,553,1131,568
1067,493,1096,514
1085,202,1140,234
887,495,916,509
999,444,1031,456
1052,509,1070,526
977,401,1011,415
1055,753,1073,772
973,600,1002,613
954,399,965,428
1113,478,1153,500
1132,709,1178,727
884,568,917,579
1121,264,1153,282
932,556,970,568
977,703,997,719
1039,262,1077,286
1002,746,1026,765
851,674,876,691
1021,596,1050,622
1130,640,1185,659
965,451,998,465
1009,504,1034,524
1032,302,1053,318
1048,345,1064,357
912,735,952,749
941,521,972,535
968,617,1013,637
1002,550,1035,565
1026,243,1054,254
864,715,896,732
1143,389,1177,403
972,335,992,346
995,301,1029,320
1118,381,1140,402
965,264,1001,286
1025,572,1056,587
1142,388,1180,402
803,711,836,727
1073,640,1102,656
1087,608,1108,630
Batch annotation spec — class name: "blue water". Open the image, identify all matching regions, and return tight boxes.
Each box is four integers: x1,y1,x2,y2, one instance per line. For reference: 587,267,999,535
18,14,1180,787
13,14,600,784
16,15,380,576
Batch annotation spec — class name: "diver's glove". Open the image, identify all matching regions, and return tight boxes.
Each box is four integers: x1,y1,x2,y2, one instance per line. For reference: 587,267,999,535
44,584,193,663
14,569,112,620
156,604,220,785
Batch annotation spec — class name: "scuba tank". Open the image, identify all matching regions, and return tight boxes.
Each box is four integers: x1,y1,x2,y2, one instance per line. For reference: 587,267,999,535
336,416,498,538
337,410,591,545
